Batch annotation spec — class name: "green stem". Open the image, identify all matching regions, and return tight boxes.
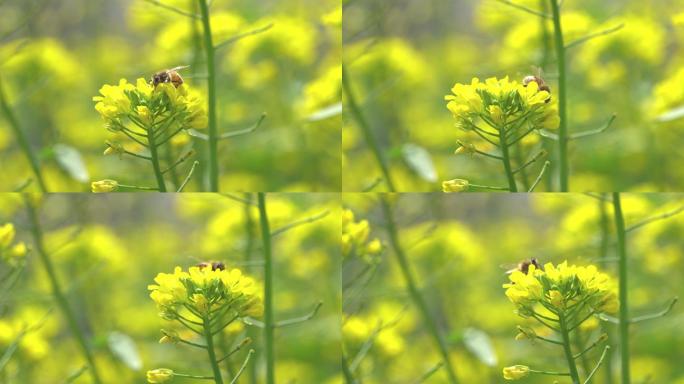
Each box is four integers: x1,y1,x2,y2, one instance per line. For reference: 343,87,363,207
24,198,102,384
342,351,356,384
342,65,396,192
146,123,167,191
380,197,459,383
558,313,581,384
498,125,518,192
203,315,224,384
612,192,630,384
198,0,219,192
257,193,275,384
0,76,47,192
549,0,569,191
598,196,615,384
243,193,258,384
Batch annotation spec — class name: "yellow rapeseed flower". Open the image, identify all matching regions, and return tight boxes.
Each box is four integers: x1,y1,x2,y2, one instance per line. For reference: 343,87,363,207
445,76,558,133
342,209,383,263
148,265,263,319
503,261,618,315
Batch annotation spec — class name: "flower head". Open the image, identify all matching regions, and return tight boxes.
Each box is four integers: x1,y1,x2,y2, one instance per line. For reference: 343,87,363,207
343,209,383,263
93,78,207,149
503,261,618,316
445,76,558,134
0,223,27,266
146,368,174,383
503,365,530,380
148,265,263,319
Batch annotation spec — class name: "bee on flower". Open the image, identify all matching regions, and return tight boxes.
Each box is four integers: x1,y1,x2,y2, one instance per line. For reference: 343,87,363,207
502,260,616,382
443,76,559,192
91,75,208,192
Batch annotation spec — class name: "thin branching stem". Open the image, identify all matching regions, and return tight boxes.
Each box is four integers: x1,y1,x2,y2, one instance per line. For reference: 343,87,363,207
380,197,459,383
25,198,102,384
342,65,396,191
0,76,47,192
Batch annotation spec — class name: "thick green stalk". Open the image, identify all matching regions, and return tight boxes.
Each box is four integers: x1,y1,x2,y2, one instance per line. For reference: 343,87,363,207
498,125,518,192
380,197,459,383
612,192,630,384
0,76,47,192
257,193,275,384
598,197,615,384
558,313,580,384
146,124,167,192
24,198,102,384
539,0,554,190
342,65,396,192
203,315,224,384
243,193,258,384
198,0,219,192
549,0,569,191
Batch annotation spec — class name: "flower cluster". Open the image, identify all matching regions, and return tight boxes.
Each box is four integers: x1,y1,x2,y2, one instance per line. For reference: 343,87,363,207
148,264,263,320
94,78,207,133
0,223,27,266
342,209,383,262
445,76,559,133
503,260,618,316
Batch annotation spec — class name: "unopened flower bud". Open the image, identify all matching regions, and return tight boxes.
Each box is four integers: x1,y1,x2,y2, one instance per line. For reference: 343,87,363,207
503,365,530,380
91,179,119,193
442,179,469,192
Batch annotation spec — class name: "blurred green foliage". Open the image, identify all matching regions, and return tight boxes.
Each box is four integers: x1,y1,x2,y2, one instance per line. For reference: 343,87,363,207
0,193,341,383
0,0,341,192
343,0,684,192
343,193,684,383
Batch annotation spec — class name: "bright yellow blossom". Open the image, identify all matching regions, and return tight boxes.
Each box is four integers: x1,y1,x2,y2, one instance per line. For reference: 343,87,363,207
445,76,558,133
148,265,263,319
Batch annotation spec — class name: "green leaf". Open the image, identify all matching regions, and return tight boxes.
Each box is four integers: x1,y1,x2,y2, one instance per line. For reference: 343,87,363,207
402,143,437,182
108,331,142,371
53,144,89,182
462,328,497,367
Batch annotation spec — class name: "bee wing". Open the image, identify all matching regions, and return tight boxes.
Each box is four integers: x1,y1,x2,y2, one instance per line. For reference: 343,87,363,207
169,65,190,72
500,263,519,274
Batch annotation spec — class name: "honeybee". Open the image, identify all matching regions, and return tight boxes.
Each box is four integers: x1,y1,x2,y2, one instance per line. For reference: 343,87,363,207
522,68,551,103
504,258,543,275
196,261,226,271
150,65,190,88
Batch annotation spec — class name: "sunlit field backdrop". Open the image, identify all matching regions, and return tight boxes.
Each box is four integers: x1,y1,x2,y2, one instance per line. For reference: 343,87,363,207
0,0,341,192
343,0,684,192
343,193,684,383
0,193,340,383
